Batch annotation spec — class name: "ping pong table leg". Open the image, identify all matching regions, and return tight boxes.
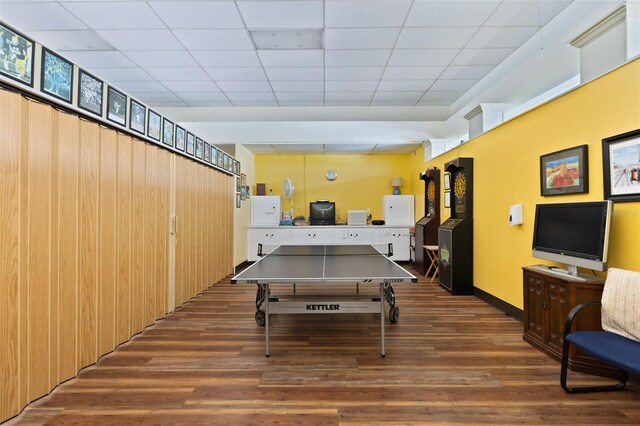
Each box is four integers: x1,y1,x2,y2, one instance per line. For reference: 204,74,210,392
265,283,270,357
380,282,385,358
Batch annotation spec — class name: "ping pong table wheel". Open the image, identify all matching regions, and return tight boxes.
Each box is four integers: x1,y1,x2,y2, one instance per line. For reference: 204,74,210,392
389,307,400,323
255,310,266,327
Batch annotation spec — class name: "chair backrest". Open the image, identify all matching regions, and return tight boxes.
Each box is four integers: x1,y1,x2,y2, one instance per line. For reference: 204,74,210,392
601,268,640,342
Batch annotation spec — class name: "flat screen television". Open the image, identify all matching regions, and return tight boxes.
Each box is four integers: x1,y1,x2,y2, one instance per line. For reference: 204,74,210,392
532,201,613,275
309,201,335,226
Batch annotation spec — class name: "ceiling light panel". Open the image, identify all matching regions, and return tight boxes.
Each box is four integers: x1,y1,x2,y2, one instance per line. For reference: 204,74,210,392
149,1,244,29
466,27,539,49
325,0,412,28
326,67,384,81
264,67,324,81
62,2,165,30
257,50,323,67
125,50,199,68
405,1,500,27
173,29,254,50
97,30,183,51
388,49,459,66
191,51,261,68
250,30,323,50
1,2,87,30
206,68,268,81
325,49,391,67
238,1,323,29
396,27,477,49
325,28,400,49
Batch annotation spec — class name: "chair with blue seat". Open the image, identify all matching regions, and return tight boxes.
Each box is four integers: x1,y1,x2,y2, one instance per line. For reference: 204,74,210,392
561,268,640,393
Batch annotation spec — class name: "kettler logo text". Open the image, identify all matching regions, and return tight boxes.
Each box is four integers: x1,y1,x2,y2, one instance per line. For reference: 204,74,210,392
306,304,340,311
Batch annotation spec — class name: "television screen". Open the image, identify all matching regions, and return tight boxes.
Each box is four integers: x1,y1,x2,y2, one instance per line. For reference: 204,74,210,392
309,202,335,226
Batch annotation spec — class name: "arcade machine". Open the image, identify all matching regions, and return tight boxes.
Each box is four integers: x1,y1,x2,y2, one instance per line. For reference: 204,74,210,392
438,157,474,295
415,168,440,275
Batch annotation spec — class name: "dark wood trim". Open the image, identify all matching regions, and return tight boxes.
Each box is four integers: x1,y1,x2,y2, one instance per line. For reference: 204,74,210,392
474,287,523,322
234,260,252,273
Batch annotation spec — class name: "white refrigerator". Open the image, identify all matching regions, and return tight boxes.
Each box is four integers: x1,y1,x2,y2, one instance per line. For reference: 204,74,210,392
251,196,281,226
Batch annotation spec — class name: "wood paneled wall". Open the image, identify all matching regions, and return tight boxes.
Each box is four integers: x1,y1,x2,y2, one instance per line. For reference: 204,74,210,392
0,90,234,422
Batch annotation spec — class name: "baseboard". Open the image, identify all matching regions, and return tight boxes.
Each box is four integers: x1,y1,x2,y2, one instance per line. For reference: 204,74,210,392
234,260,252,273
474,287,523,322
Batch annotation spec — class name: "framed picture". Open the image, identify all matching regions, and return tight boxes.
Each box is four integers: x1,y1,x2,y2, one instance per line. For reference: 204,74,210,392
195,137,203,159
244,185,250,199
147,109,161,141
129,98,146,134
236,176,241,192
175,125,186,151
41,48,73,103
107,86,126,126
444,191,451,208
240,185,247,201
211,146,218,165
186,132,195,155
204,142,211,162
241,173,246,186
443,172,451,190
78,69,103,116
237,161,241,175
540,144,588,196
223,153,229,171
217,149,223,168
603,129,640,202
236,193,241,208
0,23,35,86
162,118,174,147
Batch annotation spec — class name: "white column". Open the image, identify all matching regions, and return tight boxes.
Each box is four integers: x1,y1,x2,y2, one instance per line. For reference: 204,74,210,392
463,104,510,140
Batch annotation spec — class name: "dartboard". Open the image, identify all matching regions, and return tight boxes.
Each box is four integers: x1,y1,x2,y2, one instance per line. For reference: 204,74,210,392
454,171,466,199
427,181,436,202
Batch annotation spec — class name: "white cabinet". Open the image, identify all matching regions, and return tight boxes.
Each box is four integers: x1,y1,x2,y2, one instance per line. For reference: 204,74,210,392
291,227,333,244
383,195,414,226
333,228,374,244
374,228,411,261
251,196,280,226
247,228,291,259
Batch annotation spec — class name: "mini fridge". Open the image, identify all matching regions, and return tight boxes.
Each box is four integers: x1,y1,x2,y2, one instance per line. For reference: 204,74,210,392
251,196,280,226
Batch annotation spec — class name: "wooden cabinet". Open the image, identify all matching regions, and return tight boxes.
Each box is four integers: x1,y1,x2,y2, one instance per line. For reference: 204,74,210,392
522,267,618,378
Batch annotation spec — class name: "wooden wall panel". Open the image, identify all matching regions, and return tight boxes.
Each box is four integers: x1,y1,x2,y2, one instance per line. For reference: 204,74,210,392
116,135,132,344
98,128,117,356
0,90,21,420
131,141,145,334
48,111,60,391
173,157,183,309
78,120,99,368
190,162,197,298
57,112,79,383
18,96,29,410
145,146,157,325
197,165,203,293
156,150,168,318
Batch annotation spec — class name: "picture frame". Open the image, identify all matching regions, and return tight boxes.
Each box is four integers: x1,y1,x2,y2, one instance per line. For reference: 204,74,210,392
217,149,223,168
236,176,241,192
223,153,229,171
107,86,126,126
78,69,103,116
236,193,241,208
241,173,246,187
186,132,195,156
240,185,247,201
175,125,186,152
129,98,146,134
0,22,35,86
195,137,203,159
162,118,174,147
602,129,640,202
444,172,451,190
237,161,241,175
204,142,211,162
147,109,161,141
211,146,218,165
41,48,73,103
444,191,451,208
540,144,588,196
244,185,250,199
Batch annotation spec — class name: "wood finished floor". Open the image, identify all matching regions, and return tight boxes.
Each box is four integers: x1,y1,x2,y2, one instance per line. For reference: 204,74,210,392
8,267,640,425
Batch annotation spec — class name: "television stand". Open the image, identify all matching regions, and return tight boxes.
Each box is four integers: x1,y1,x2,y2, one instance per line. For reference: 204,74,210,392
528,265,595,281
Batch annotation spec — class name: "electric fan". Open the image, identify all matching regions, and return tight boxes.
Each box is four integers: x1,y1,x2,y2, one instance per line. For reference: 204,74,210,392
282,178,294,213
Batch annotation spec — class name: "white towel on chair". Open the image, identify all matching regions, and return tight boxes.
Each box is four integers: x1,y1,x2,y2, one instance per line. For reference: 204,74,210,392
601,268,640,342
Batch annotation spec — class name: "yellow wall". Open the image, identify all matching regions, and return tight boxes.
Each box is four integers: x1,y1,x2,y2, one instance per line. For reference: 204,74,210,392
255,154,412,221
411,58,640,308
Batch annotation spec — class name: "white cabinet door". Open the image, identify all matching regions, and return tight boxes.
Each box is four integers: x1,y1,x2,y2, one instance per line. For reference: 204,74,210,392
247,228,291,260
374,227,411,261
291,227,333,244
333,228,374,245
383,195,414,226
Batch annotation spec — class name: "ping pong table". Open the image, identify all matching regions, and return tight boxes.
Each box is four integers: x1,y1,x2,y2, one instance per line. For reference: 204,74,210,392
231,244,417,357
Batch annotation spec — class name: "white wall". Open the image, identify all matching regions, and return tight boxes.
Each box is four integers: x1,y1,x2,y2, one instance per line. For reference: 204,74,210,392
233,144,255,266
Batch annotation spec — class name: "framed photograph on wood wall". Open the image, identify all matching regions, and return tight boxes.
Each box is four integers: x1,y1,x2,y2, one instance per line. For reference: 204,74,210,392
444,191,451,208
78,69,103,116
236,193,241,208
107,86,126,126
540,144,588,196
129,98,146,134
162,118,174,147
175,126,186,151
0,22,35,86
211,147,218,165
195,137,203,159
41,48,73,103
186,132,195,156
603,129,640,202
204,142,211,162
147,109,161,141
443,172,451,190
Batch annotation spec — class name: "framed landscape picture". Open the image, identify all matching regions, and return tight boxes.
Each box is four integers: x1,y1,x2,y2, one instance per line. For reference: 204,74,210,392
186,132,195,156
147,109,161,141
175,125,186,151
195,137,203,159
162,118,174,147
107,86,126,126
540,145,588,196
41,48,73,103
223,153,229,171
129,98,146,134
603,129,640,202
204,142,211,162
217,149,223,168
78,69,103,116
211,146,218,165
0,22,35,86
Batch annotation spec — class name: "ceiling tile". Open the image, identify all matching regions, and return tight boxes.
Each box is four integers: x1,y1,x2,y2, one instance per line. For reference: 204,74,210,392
177,92,229,102
206,68,267,81
1,2,87,30
149,1,244,29
97,29,183,51
274,144,324,154
244,144,277,154
325,49,391,67
144,67,210,81
382,66,445,80
485,1,545,27
323,144,375,154
429,79,478,91
540,1,573,26
29,30,113,51
397,27,477,49
373,91,424,101
325,1,412,28
162,81,221,92
114,81,169,93
416,100,455,106
278,102,324,106
325,92,373,101
275,92,324,101
93,67,153,82
148,101,188,107
421,91,465,101
405,1,500,27
258,50,323,67
325,67,384,80
173,29,253,50
124,50,199,68
270,81,324,92
440,65,494,80
451,48,515,66
377,80,434,91
325,28,400,49
388,49,459,66
61,50,136,68
370,100,417,106
129,92,182,103
325,80,379,91
264,67,324,81
186,101,233,107
325,101,370,106
467,27,539,49
218,81,273,92
233,101,279,106
62,2,165,29
237,1,323,29
192,51,261,68
226,92,276,102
